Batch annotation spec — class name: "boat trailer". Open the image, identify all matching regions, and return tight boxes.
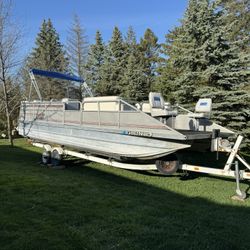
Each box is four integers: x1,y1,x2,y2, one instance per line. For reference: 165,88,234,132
32,135,250,200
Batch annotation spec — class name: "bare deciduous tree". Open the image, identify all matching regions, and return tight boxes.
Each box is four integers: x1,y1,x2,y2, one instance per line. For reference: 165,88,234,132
0,0,22,146
66,14,89,100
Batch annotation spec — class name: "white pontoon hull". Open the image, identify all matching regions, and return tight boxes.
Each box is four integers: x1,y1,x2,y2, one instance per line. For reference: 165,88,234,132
18,121,190,160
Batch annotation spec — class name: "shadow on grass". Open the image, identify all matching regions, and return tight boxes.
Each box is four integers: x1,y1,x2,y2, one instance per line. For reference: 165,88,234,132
0,141,250,250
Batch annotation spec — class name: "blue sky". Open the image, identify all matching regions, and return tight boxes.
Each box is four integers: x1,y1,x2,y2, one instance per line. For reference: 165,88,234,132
13,0,188,55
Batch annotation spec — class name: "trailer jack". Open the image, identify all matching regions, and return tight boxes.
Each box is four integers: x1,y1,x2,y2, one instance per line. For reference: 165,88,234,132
232,161,247,201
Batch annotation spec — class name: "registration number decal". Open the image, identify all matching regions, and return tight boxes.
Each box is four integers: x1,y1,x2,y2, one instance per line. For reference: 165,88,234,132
122,130,152,137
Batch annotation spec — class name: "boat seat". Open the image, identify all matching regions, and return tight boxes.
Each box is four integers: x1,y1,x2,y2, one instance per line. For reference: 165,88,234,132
148,92,178,117
188,98,212,119
149,92,165,108
149,92,166,117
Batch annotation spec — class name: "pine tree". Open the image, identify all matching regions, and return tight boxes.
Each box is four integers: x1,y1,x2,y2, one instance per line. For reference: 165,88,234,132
96,27,126,96
122,27,149,101
96,46,113,95
219,0,250,45
31,19,68,72
139,28,160,91
157,0,213,104
85,30,105,94
157,0,250,149
25,19,68,100
156,26,185,103
122,54,148,101
124,26,137,54
66,15,88,100
218,0,250,95
194,1,250,148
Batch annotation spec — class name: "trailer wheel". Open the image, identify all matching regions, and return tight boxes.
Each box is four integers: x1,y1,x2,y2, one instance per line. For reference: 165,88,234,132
51,148,63,166
42,150,51,165
156,155,179,175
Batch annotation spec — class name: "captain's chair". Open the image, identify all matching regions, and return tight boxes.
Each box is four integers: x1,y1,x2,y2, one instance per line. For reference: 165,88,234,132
149,92,165,108
188,98,212,119
148,92,177,117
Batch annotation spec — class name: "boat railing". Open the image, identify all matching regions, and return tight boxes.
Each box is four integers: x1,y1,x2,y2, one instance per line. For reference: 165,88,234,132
21,98,166,130
80,99,140,128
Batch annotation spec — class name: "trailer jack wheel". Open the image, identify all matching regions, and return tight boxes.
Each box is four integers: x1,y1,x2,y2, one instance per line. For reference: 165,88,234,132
156,155,179,175
231,161,247,201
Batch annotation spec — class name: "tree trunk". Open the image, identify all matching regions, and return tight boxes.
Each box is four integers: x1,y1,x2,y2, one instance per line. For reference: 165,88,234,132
2,78,13,147
0,0,21,147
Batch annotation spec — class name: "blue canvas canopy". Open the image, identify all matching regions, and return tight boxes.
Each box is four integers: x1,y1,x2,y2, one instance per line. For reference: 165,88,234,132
30,68,84,83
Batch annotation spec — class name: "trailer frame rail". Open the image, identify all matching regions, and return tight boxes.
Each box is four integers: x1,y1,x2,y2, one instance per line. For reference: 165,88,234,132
32,135,250,200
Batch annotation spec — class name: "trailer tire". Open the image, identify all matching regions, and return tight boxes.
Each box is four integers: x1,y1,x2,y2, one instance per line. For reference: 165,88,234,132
156,155,179,175
42,150,51,165
51,148,63,166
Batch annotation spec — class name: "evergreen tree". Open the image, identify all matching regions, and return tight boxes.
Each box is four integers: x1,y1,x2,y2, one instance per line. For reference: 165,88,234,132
157,0,250,148
85,30,105,94
158,0,212,104
219,0,250,45
96,27,126,95
92,26,157,99
122,54,148,101
25,19,68,100
139,28,160,91
124,26,137,54
156,26,184,103
195,1,250,148
66,15,88,100
122,26,149,101
219,0,250,94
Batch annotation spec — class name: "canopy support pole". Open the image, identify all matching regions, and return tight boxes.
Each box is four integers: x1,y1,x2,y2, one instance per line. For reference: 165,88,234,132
28,71,42,101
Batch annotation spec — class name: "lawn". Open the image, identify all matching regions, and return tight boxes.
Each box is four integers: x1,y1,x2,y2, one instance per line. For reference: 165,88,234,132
0,138,250,250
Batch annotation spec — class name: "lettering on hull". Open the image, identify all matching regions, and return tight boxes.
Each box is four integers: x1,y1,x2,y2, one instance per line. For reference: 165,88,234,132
122,130,152,137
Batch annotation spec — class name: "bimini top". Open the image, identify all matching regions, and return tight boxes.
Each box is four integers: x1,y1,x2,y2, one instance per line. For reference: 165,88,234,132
30,68,84,83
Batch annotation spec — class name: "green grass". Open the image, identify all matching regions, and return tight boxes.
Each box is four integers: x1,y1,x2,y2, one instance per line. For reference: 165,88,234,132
0,139,250,250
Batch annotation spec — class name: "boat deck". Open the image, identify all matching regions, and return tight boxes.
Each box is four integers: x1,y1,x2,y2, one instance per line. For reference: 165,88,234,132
178,130,212,140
